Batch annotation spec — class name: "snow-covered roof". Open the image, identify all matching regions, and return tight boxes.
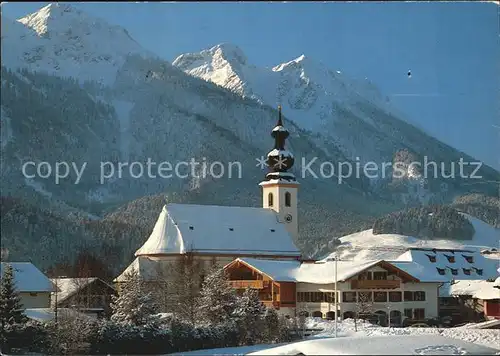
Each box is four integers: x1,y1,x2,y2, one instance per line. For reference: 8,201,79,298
229,258,422,284
324,213,500,263
494,277,500,288
231,258,300,282
114,256,161,282
439,279,500,299
1,262,55,292
135,204,300,257
295,260,385,284
25,308,94,322
50,278,115,304
395,248,499,281
389,261,449,283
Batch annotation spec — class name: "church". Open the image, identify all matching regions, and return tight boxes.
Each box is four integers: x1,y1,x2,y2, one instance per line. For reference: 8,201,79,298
115,105,303,286
114,108,463,323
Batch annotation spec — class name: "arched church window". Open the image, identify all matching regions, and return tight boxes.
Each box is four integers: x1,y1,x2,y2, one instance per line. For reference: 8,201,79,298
268,192,274,207
285,192,291,207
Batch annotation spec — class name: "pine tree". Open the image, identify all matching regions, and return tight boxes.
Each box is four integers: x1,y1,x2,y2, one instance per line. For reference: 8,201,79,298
197,264,238,325
110,269,159,327
263,307,280,342
0,263,27,331
233,288,267,345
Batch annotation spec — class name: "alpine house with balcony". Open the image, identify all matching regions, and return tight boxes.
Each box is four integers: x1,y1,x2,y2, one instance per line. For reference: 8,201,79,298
223,256,447,325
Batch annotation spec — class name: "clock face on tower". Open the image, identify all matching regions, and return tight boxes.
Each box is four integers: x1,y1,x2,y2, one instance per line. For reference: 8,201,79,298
285,214,293,223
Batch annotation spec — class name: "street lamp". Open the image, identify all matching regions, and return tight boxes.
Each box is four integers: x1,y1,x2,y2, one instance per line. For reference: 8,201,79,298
387,303,392,329
334,254,338,338
318,254,339,338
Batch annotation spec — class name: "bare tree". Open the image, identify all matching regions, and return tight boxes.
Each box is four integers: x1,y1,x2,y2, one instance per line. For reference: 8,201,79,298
167,253,203,325
294,302,311,339
153,262,171,313
69,278,94,312
354,292,374,332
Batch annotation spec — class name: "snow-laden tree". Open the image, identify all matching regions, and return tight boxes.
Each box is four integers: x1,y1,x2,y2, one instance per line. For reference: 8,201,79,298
263,307,280,342
196,264,238,325
0,263,27,330
168,253,202,325
233,287,267,345
110,269,159,326
354,291,374,331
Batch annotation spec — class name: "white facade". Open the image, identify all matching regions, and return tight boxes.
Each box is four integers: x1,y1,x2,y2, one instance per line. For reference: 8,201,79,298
295,265,440,321
1,262,54,309
259,180,299,242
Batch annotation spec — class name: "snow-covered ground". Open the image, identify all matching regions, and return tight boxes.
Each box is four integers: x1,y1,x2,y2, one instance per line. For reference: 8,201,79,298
306,318,500,350
173,318,500,355
250,335,499,355
172,344,283,356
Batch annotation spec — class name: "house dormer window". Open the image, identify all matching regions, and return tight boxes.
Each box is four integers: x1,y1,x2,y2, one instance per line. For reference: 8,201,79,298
444,254,455,263
436,268,446,275
463,255,474,263
426,254,437,263
285,192,291,207
268,193,274,207
450,268,458,276
475,268,483,276
463,268,471,275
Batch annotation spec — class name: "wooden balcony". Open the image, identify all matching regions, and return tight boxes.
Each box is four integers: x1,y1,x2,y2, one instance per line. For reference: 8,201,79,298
229,280,264,289
351,279,400,290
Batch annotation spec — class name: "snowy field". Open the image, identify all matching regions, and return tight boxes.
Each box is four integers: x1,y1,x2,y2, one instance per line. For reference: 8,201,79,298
306,318,500,350
249,335,499,355
173,318,500,355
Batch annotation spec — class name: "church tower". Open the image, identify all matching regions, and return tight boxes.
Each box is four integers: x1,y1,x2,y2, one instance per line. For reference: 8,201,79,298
259,106,299,241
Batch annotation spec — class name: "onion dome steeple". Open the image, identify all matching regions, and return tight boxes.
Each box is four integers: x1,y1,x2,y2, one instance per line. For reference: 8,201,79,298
265,106,296,182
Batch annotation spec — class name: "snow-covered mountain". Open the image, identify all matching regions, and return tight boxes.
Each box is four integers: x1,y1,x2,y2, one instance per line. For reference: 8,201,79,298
1,3,499,269
2,3,155,86
173,44,425,164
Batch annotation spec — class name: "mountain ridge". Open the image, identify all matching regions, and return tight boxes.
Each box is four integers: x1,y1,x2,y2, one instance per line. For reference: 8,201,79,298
1,3,498,270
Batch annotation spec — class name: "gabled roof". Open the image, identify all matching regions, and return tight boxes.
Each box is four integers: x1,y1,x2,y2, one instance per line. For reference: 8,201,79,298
1,262,54,292
389,261,449,283
295,259,420,284
395,248,499,281
225,258,421,284
135,204,300,257
50,277,115,304
439,279,500,300
225,258,300,282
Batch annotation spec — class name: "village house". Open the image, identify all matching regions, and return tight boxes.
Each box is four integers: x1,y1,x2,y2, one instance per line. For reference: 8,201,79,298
439,279,500,322
393,247,499,324
223,257,446,325
0,262,54,308
51,277,116,318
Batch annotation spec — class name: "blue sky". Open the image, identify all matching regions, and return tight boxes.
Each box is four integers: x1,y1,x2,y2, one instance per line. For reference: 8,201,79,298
3,2,499,169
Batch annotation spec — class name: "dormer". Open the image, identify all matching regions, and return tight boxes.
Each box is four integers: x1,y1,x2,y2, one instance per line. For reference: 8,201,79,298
426,254,436,263
444,254,455,263
463,255,474,263
436,268,446,275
